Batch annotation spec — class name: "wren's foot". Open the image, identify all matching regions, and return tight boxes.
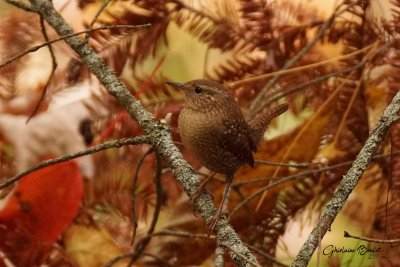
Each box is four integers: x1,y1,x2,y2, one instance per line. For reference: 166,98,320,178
189,173,216,218
208,205,224,231
208,177,233,231
189,173,216,203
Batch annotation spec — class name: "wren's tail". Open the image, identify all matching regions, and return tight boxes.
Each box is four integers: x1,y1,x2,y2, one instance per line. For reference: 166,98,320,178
249,103,289,148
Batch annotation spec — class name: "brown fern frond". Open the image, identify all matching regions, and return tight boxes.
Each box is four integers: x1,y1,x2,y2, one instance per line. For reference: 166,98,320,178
269,1,321,66
391,0,400,33
88,26,133,76
90,145,156,219
206,51,264,83
172,8,243,52
329,1,373,153
0,12,42,96
128,59,183,108
375,197,400,237
238,0,273,50
252,178,315,257
97,1,170,67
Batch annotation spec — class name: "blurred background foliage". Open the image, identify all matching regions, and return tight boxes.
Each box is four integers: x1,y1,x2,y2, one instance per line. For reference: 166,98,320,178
0,0,399,266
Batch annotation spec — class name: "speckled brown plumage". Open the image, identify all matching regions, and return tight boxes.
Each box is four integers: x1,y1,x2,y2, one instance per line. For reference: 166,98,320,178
166,79,288,229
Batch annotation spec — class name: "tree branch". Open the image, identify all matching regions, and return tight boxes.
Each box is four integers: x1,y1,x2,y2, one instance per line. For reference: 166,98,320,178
5,0,35,12
344,231,400,244
0,23,150,69
0,136,151,190
291,91,400,267
14,0,260,266
27,15,58,122
248,2,353,116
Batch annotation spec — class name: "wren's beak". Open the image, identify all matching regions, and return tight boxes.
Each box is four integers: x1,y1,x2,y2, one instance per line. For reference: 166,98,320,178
165,81,185,89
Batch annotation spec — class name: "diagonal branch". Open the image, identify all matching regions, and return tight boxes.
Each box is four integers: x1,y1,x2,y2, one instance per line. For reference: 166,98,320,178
8,0,261,266
0,24,151,69
291,91,400,267
248,2,353,116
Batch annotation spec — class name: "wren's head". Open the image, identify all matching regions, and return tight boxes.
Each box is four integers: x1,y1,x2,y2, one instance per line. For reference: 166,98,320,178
165,79,235,111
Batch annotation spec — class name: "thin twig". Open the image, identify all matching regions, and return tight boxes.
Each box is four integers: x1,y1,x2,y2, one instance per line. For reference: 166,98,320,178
230,150,400,218
86,0,112,40
26,16,58,123
249,2,353,116
21,0,261,265
128,153,163,266
255,44,374,211
142,253,173,267
332,41,382,145
264,62,365,106
254,160,309,168
292,91,400,267
102,253,130,267
107,153,164,267
0,136,151,189
245,243,288,267
150,229,216,239
5,0,35,12
130,148,154,245
344,231,400,244
0,24,151,70
227,44,372,88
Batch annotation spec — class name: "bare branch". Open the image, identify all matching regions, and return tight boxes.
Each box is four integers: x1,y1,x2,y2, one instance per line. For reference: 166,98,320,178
127,153,163,266
141,253,173,267
230,150,400,218
254,160,309,168
0,136,151,190
16,0,260,265
5,0,35,12
89,0,111,29
264,62,365,106
249,2,353,116
227,45,371,88
27,15,58,122
130,148,154,245
0,24,151,70
291,91,400,267
245,243,288,267
151,229,216,239
85,0,111,40
344,231,400,244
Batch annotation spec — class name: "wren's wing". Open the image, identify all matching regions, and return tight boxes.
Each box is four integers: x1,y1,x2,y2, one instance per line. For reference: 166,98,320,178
220,117,255,168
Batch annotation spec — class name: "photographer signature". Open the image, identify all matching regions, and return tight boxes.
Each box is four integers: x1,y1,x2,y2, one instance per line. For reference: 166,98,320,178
323,244,381,259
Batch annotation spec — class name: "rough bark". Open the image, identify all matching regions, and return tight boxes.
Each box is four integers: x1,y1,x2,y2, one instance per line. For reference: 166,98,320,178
8,0,261,266
291,91,400,267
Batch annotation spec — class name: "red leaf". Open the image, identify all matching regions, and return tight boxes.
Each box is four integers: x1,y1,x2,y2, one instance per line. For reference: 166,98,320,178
0,160,84,243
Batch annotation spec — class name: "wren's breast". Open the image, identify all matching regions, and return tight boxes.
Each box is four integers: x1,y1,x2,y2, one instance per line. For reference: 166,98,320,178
178,107,242,175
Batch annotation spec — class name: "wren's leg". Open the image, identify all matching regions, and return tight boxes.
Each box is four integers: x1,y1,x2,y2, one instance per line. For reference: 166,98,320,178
209,175,233,230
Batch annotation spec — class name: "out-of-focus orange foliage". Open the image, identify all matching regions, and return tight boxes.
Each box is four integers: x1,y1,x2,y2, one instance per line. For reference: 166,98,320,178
64,225,130,267
0,160,83,266
1,0,400,266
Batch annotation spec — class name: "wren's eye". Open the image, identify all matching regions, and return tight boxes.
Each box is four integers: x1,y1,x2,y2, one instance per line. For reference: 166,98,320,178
194,86,202,94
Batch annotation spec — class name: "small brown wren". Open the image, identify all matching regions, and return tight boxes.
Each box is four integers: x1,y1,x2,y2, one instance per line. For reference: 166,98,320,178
166,79,288,229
